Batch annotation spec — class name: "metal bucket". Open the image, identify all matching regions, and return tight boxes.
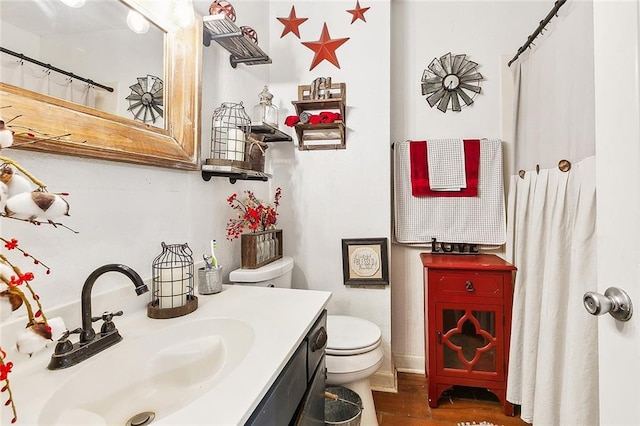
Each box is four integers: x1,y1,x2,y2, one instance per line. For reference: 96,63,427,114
325,386,362,426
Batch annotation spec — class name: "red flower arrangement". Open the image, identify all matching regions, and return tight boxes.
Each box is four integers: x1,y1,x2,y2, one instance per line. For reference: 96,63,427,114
226,188,282,240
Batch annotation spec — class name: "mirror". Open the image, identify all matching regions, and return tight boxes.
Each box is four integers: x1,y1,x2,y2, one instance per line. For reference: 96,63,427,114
0,0,165,126
0,0,201,170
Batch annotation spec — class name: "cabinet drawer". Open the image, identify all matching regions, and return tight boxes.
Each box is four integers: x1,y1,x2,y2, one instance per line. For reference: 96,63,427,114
306,310,327,382
431,271,503,298
246,344,307,426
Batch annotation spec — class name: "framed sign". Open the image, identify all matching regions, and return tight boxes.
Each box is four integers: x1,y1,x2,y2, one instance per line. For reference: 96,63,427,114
341,238,389,285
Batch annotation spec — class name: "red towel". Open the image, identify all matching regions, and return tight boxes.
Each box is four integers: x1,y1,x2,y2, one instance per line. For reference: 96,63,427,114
409,139,480,197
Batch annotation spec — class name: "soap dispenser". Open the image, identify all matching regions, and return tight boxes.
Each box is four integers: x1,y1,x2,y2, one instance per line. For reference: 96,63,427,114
253,85,278,128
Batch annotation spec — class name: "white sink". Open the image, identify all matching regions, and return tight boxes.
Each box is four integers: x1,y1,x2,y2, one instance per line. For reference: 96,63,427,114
1,285,331,426
38,317,254,425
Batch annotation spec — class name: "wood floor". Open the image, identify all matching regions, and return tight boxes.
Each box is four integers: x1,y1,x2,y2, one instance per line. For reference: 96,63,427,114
372,373,530,426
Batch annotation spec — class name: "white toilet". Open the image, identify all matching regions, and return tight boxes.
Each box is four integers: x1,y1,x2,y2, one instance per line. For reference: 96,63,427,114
325,315,383,426
229,256,383,426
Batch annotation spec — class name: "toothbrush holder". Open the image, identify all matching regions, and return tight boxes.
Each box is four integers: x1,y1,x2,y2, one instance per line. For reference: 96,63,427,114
198,266,223,295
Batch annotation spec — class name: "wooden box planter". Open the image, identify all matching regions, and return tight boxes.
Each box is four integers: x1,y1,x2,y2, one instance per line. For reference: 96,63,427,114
241,229,283,269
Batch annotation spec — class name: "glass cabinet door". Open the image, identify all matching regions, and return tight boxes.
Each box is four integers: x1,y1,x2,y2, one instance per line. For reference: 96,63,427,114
435,303,504,380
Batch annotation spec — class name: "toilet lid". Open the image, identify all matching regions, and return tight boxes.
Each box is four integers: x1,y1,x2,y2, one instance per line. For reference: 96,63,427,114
326,315,381,355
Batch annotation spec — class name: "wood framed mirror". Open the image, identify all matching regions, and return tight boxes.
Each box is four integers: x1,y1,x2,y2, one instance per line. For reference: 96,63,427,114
0,0,201,170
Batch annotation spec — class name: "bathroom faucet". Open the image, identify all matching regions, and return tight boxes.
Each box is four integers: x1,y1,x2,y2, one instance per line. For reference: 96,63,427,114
79,264,148,343
48,264,149,370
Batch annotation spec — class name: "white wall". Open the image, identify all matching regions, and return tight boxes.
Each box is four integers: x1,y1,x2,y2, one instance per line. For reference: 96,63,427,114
389,0,551,373
266,0,393,389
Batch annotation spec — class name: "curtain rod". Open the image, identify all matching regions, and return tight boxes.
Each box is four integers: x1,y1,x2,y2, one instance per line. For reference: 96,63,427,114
0,46,114,92
508,0,567,67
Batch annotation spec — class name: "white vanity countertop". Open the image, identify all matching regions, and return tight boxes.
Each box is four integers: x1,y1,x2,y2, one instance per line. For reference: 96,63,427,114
157,285,331,425
1,284,331,426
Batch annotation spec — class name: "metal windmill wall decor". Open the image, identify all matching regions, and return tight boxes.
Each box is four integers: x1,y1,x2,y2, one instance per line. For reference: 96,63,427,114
126,75,164,124
421,53,483,113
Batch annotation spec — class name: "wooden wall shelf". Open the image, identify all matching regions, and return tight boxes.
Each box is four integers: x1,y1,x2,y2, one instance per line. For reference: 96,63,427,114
291,83,347,150
250,123,292,143
201,164,271,184
201,124,290,183
292,122,345,150
203,14,272,68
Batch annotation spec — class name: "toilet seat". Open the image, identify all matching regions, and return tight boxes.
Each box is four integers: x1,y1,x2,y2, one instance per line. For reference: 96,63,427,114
326,315,382,356
326,339,381,356
326,346,384,374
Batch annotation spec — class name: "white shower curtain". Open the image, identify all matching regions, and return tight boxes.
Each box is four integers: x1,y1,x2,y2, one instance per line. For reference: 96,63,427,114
1,55,96,108
505,1,599,425
506,158,598,425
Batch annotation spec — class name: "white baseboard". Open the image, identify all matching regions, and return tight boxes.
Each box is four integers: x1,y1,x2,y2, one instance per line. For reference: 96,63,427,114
393,353,425,375
370,368,397,393
369,354,428,393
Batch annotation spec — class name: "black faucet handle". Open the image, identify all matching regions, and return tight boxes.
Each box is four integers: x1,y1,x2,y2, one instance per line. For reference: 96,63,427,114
60,327,82,340
53,328,82,355
96,311,124,335
91,310,124,323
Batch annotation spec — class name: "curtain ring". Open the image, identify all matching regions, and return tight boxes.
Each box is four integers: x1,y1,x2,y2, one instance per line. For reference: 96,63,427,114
518,170,526,179
536,164,540,174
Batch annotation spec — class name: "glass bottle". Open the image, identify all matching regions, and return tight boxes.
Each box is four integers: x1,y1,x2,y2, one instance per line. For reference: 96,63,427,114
273,232,279,257
252,86,278,127
267,232,275,260
257,234,267,263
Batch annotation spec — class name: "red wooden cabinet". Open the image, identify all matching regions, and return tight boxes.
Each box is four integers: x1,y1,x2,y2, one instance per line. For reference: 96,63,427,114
421,253,517,416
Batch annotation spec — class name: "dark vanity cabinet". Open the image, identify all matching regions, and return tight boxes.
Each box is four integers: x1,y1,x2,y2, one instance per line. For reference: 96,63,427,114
246,310,327,426
421,254,516,416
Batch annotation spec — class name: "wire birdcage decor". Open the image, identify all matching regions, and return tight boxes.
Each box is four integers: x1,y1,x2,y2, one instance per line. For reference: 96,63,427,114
206,101,252,169
148,242,198,319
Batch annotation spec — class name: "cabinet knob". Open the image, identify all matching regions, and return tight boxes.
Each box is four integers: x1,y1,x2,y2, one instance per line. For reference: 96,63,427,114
311,327,327,352
465,281,475,292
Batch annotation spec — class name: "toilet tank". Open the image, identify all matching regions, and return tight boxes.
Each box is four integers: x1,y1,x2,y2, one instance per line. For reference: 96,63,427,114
229,256,294,288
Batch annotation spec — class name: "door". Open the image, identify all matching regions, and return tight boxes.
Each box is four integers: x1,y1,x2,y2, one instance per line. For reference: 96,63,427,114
593,1,640,423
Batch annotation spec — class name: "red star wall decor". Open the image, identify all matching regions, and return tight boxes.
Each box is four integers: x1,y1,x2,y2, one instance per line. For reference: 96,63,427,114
301,23,350,71
277,6,308,38
347,1,370,24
